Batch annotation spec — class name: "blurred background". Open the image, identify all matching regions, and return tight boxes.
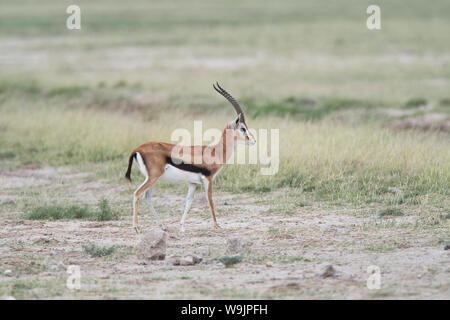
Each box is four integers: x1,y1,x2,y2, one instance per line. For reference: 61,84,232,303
0,0,449,203
0,0,449,300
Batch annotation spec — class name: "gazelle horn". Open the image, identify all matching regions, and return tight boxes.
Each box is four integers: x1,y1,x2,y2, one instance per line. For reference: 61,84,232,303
213,82,245,122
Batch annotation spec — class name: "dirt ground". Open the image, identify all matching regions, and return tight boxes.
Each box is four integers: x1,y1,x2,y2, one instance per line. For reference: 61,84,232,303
0,167,449,299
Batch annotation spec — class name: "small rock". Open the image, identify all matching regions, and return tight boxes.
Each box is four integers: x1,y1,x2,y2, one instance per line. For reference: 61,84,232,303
444,245,450,250
180,255,202,266
168,256,181,265
193,246,210,257
192,254,202,263
4,270,12,276
137,229,167,262
315,264,337,278
266,262,273,268
226,237,252,254
178,256,192,266
321,265,336,278
169,254,202,266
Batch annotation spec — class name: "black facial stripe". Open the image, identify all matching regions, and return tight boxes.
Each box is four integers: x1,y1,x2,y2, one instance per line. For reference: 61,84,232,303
166,157,211,176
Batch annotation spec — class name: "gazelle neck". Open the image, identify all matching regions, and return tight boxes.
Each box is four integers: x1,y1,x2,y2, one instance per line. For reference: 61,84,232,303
213,123,236,166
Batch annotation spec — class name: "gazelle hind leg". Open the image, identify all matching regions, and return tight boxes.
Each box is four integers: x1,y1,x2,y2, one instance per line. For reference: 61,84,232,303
145,187,167,231
132,176,159,233
133,176,147,233
180,183,196,232
202,178,221,229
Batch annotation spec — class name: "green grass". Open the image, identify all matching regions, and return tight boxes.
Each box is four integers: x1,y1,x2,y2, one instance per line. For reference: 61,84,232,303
2,96,449,206
0,277,66,299
280,256,313,264
404,97,428,108
26,204,91,220
0,0,449,210
0,151,16,159
370,289,395,298
440,98,450,107
95,199,118,221
217,255,243,267
379,207,404,217
25,199,118,221
0,0,449,301
245,96,376,120
83,244,116,257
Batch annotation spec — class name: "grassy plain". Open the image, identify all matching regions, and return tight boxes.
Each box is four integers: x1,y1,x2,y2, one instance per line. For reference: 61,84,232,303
0,0,449,299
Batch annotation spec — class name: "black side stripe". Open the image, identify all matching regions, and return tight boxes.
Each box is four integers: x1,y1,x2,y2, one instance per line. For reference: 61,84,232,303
166,157,211,176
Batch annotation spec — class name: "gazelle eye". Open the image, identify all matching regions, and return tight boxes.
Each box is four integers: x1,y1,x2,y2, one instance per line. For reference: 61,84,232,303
240,127,246,132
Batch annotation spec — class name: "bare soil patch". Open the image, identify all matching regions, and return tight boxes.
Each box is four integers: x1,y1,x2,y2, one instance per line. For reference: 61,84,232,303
0,167,448,299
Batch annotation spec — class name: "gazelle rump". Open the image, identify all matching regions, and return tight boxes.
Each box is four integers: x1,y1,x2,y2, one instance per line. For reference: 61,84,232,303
125,83,256,233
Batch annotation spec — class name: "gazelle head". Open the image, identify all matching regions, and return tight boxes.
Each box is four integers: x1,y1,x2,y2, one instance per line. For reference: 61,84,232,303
213,82,256,146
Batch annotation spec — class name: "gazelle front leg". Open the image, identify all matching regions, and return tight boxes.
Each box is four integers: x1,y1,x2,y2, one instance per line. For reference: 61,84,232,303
180,183,196,232
202,177,221,229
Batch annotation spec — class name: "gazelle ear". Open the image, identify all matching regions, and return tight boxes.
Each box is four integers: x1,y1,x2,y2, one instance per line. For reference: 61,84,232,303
232,114,241,129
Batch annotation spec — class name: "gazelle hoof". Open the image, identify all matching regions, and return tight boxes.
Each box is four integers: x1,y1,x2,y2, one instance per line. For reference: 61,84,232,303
134,226,142,234
214,223,222,229
160,225,168,232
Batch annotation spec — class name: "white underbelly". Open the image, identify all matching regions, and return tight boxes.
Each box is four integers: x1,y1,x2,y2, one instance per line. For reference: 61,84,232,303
159,164,203,184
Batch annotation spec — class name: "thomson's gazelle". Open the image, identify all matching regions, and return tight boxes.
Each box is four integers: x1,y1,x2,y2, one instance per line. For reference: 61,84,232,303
125,83,256,233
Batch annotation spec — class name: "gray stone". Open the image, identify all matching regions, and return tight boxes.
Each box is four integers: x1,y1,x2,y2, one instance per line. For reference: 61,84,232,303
167,255,181,265
169,254,202,266
315,264,337,278
179,255,202,266
137,229,167,262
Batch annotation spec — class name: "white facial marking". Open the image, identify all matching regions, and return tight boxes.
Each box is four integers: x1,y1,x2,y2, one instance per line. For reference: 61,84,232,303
237,123,256,145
